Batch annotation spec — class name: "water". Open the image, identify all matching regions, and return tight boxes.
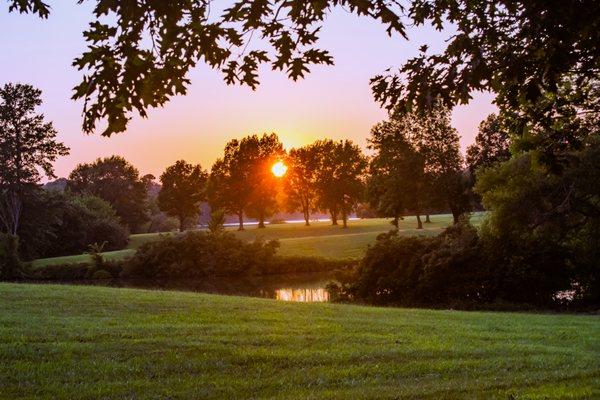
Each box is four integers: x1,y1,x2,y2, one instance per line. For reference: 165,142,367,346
48,272,336,303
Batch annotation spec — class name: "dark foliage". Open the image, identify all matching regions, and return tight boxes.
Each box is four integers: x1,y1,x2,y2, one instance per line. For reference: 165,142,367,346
9,1,599,139
68,156,148,232
122,231,279,279
332,217,591,308
17,189,128,260
0,233,22,279
26,261,123,281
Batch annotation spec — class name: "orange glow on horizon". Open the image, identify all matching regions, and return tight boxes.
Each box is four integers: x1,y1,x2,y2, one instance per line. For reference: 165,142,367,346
271,161,288,177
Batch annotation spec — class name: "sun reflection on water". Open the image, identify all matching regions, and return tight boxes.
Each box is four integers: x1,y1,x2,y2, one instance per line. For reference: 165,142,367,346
275,288,330,302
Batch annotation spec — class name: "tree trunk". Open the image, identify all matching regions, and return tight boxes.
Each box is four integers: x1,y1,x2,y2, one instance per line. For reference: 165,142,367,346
303,208,310,226
178,215,185,232
342,211,348,229
416,214,423,230
258,209,266,228
392,215,399,229
238,211,244,231
425,214,431,223
451,208,460,224
330,210,338,226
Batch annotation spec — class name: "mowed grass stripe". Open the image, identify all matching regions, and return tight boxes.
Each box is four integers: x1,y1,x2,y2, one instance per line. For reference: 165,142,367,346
0,283,598,399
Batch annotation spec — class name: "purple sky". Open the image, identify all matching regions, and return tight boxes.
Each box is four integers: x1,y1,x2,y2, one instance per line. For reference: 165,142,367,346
1,2,497,179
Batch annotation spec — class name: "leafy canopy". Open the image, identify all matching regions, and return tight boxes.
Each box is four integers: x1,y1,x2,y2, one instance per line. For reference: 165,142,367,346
9,0,598,137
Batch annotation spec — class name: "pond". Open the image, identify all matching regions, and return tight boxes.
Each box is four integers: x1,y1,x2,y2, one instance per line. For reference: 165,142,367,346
43,272,336,303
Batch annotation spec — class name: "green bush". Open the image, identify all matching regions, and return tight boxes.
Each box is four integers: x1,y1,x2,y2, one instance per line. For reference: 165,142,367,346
0,234,22,280
91,269,113,280
17,190,129,260
26,260,123,281
332,219,572,308
122,231,280,279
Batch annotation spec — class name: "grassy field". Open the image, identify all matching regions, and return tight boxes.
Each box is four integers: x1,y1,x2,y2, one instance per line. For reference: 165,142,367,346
1,283,598,399
31,213,482,267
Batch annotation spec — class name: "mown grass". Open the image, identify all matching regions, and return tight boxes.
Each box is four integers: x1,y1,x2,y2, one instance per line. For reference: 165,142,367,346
1,283,598,399
32,214,476,267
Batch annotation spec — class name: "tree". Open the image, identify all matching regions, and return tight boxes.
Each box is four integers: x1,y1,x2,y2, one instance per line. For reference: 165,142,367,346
413,104,469,224
0,83,69,235
17,190,128,260
68,156,148,232
208,133,284,230
466,114,512,174
314,140,367,228
367,113,426,229
158,160,208,231
244,133,286,228
8,1,599,138
284,145,320,226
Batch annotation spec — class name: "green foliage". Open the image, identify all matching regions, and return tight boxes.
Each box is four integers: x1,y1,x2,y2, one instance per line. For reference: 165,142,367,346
207,208,226,234
158,160,208,231
368,103,468,227
122,231,280,279
476,144,600,305
27,261,123,281
68,156,148,232
337,221,488,306
466,114,512,174
0,233,22,280
313,139,367,227
17,189,128,260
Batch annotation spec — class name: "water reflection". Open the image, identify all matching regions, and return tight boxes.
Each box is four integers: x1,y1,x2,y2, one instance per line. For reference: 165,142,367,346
275,287,330,302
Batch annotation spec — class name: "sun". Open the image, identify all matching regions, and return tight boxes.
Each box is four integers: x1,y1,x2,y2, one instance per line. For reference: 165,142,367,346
271,161,288,177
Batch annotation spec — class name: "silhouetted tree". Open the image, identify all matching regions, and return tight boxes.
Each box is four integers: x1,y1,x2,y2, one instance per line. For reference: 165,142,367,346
466,114,512,174
209,133,284,230
368,113,426,229
0,83,69,236
158,160,208,231
244,133,285,228
413,104,469,224
284,145,320,226
68,156,148,232
314,140,367,228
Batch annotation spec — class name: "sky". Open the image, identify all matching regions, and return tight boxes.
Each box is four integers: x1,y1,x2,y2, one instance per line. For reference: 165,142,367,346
1,2,497,179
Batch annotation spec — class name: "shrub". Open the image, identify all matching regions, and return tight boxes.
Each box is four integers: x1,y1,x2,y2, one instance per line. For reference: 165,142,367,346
0,234,22,280
122,231,279,279
91,269,113,280
17,189,129,260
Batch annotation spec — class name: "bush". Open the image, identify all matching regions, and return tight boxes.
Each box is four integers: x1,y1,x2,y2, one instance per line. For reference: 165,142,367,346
0,234,22,280
91,269,113,280
26,260,123,281
332,217,584,309
122,231,279,279
17,190,129,260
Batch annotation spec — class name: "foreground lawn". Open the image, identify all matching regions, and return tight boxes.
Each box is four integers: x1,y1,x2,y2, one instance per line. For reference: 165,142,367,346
1,283,598,399
32,214,475,267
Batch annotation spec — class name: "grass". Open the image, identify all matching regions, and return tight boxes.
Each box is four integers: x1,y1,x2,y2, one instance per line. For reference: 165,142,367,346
1,283,598,399
32,213,481,267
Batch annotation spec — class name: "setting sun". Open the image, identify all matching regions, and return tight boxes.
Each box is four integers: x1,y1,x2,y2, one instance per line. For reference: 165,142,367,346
271,161,288,177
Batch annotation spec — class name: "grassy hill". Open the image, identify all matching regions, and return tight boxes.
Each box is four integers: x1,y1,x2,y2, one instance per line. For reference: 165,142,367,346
31,214,483,267
1,283,598,399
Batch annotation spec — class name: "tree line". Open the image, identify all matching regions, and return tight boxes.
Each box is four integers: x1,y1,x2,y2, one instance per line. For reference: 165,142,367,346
0,82,491,266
